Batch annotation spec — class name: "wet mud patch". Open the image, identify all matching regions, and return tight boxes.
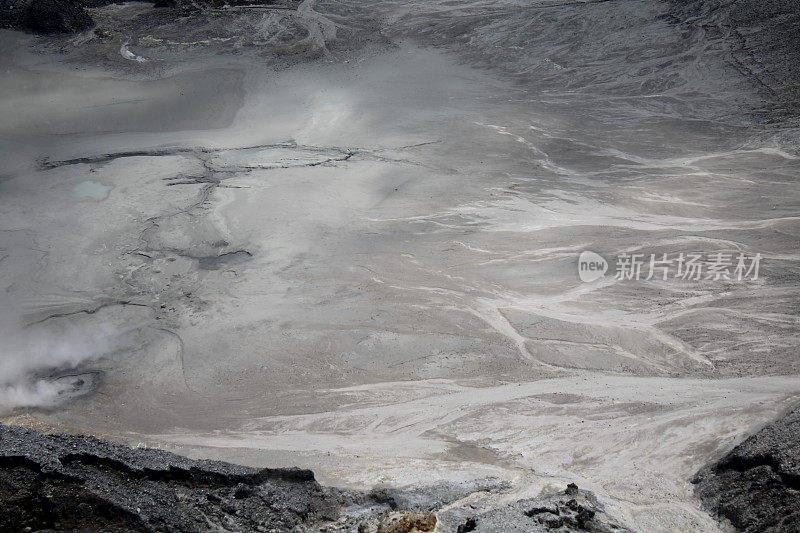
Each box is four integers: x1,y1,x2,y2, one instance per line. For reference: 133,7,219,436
34,371,104,405
197,249,253,270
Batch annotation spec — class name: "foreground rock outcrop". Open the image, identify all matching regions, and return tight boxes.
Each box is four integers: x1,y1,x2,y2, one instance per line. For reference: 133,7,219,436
0,423,633,532
0,423,346,531
693,407,800,532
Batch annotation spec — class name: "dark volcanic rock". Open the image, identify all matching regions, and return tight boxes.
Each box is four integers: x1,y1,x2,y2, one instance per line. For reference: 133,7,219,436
0,424,558,532
0,423,636,532
0,0,28,29
0,0,178,33
693,407,800,532
24,0,93,32
669,0,800,120
1,0,93,33
0,423,344,532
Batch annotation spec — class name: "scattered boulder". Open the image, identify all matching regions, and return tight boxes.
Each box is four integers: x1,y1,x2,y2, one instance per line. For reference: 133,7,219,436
438,483,632,532
525,504,560,517
457,517,478,533
376,511,437,533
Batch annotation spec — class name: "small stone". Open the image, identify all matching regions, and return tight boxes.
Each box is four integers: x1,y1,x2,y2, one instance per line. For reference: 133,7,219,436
576,507,596,527
565,498,579,511
234,485,253,499
525,505,559,517
457,517,477,533
540,515,564,529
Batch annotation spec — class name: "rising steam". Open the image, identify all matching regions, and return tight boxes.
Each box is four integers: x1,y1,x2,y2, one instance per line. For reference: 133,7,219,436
0,306,136,411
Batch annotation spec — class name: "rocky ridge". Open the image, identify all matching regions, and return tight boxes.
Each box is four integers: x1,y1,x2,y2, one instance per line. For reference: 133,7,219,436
693,406,800,533
0,423,632,532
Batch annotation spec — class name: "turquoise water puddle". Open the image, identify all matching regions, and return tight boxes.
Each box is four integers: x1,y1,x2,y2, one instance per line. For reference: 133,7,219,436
73,180,112,200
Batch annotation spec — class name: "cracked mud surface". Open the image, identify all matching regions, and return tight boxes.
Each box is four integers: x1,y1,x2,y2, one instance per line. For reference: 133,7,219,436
1,0,799,531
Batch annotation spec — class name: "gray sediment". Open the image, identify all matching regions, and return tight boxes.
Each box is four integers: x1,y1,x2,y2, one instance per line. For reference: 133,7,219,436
1,0,799,531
